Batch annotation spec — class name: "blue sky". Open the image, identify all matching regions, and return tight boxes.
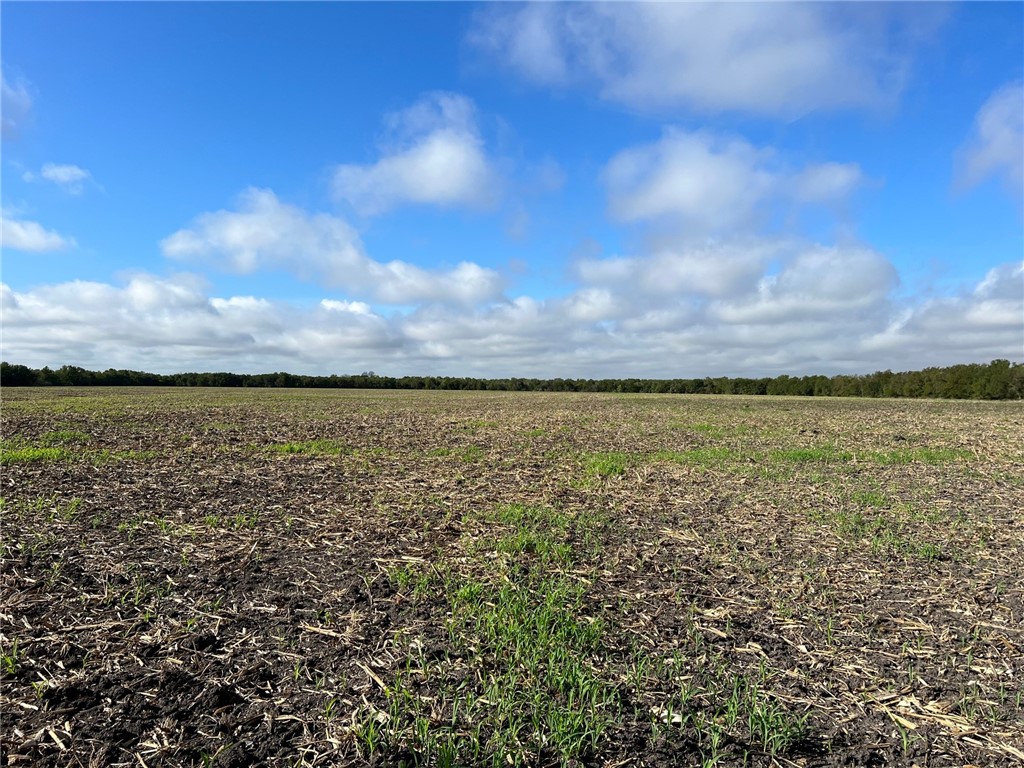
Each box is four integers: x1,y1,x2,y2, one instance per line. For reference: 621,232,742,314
2,2,1021,378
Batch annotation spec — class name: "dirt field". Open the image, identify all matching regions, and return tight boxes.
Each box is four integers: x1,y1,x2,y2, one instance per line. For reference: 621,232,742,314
2,388,1022,767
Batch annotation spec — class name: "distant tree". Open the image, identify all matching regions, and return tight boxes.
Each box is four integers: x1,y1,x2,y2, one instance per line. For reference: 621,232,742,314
3,360,1022,398
0,362,36,386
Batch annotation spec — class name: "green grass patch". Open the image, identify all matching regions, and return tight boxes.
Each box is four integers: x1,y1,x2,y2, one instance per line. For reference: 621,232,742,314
268,439,348,456
0,638,24,676
859,447,973,465
850,489,889,507
584,451,631,477
465,504,580,567
460,419,498,433
458,445,485,463
652,447,737,467
689,422,725,435
670,422,752,439
492,504,575,566
359,502,614,766
768,446,972,466
39,429,91,446
364,493,811,765
358,574,615,766
0,494,82,522
770,446,853,463
0,445,73,465
807,505,950,561
0,437,155,465
202,421,238,432
646,654,811,760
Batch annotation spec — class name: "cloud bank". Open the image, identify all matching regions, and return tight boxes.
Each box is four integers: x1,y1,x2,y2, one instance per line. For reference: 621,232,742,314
5,251,1019,378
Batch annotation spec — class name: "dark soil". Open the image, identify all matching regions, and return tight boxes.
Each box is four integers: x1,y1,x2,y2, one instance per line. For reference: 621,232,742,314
1,388,1021,767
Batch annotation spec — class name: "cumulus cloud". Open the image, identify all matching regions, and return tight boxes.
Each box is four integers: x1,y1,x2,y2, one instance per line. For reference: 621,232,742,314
1,214,76,252
0,273,403,373
603,129,862,233
397,251,1016,377
709,245,898,324
24,163,93,194
956,82,1024,198
469,4,919,116
161,187,504,305
332,93,499,215
321,298,373,316
469,4,569,86
1,70,32,139
864,262,1024,364
575,239,783,301
567,239,900,365
3,253,1020,377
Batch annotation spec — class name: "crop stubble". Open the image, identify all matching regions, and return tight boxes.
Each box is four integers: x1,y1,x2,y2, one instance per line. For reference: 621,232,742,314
1,388,1021,767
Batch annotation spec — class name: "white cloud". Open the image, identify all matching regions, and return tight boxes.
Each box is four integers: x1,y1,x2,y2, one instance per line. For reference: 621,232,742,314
569,240,899,363
603,129,862,233
1,214,76,252
393,251,1013,377
469,4,921,116
956,82,1024,198
468,4,569,86
161,187,364,276
321,298,373,316
161,187,504,305
0,273,403,372
793,163,865,205
3,255,1018,379
332,93,499,215
560,288,622,324
603,130,774,230
1,71,32,139
576,239,781,300
864,262,1023,363
709,245,898,324
24,163,93,194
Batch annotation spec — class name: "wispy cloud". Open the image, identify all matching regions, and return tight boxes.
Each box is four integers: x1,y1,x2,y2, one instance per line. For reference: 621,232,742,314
23,163,94,194
956,81,1024,199
469,4,929,117
332,92,499,216
161,187,504,305
1,70,32,140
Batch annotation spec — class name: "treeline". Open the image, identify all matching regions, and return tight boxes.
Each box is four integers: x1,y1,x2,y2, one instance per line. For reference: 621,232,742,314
2,359,1021,399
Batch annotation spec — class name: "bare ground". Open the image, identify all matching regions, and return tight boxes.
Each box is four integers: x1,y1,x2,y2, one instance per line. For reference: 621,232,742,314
1,388,1022,767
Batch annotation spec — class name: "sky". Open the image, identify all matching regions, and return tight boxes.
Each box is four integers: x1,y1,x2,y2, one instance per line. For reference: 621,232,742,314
1,2,1022,379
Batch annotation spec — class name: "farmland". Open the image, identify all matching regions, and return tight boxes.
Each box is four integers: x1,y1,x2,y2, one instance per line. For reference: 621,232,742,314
1,387,1022,767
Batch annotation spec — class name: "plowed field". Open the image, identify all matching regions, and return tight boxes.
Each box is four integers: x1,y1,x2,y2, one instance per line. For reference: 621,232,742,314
2,388,1022,767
